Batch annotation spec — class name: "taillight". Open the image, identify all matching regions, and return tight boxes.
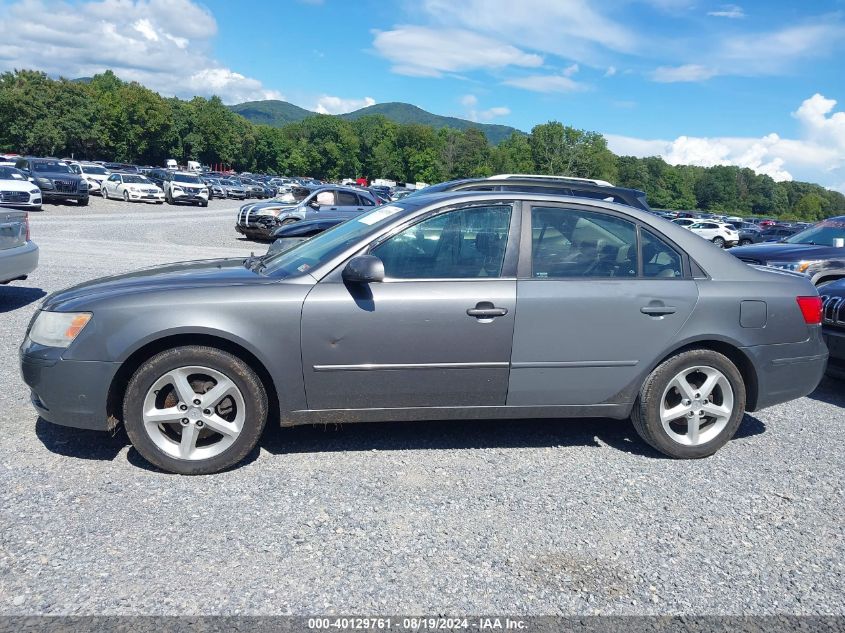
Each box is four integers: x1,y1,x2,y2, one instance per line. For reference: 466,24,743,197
796,296,822,325
24,212,30,242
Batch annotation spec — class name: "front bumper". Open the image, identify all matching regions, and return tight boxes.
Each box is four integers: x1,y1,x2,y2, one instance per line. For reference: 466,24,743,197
127,191,165,202
822,325,845,379
42,190,88,201
235,221,276,240
20,352,120,431
0,240,39,283
741,328,829,410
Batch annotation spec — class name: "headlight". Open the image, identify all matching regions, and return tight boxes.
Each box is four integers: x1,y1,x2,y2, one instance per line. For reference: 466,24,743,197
263,208,283,217
35,177,53,189
29,311,92,348
79,181,88,190
29,188,40,194
768,260,825,275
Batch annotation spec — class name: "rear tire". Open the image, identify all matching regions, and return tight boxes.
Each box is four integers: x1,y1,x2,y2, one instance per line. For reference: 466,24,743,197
123,346,268,475
739,238,752,246
631,349,746,458
712,236,725,248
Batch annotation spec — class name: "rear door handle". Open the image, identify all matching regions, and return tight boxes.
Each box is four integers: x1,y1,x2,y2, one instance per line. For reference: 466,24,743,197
467,301,508,318
641,305,677,316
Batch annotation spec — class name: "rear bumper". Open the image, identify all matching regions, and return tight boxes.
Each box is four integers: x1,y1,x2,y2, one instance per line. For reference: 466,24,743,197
20,353,119,431
822,325,845,379
0,240,39,284
742,328,829,410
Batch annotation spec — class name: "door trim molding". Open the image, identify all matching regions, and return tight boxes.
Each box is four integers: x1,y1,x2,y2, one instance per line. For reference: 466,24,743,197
313,361,509,372
511,360,639,368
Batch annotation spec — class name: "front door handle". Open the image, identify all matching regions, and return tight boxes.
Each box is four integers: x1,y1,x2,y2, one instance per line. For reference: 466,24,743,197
640,305,677,316
467,301,508,318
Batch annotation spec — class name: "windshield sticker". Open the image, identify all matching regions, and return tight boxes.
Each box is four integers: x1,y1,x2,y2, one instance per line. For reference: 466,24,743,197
358,205,403,225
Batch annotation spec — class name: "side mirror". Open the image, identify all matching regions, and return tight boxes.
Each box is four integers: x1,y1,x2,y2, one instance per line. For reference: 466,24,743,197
342,255,385,284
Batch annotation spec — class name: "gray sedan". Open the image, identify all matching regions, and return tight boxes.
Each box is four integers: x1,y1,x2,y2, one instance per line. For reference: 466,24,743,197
21,192,827,474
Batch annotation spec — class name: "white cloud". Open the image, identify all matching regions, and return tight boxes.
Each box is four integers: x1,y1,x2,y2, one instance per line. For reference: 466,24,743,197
504,63,588,93
650,64,719,82
460,94,479,108
461,95,510,122
707,4,745,18
604,66,617,77
372,26,543,77
0,0,283,104
314,95,376,115
606,94,845,189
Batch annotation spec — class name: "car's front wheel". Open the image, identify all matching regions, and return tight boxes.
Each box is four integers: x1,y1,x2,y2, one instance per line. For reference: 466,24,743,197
123,190,130,202
102,187,108,199
631,349,746,458
123,346,268,474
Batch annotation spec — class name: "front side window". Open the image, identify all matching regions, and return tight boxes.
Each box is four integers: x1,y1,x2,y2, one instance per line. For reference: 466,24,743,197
531,207,638,278
372,205,512,279
360,195,375,206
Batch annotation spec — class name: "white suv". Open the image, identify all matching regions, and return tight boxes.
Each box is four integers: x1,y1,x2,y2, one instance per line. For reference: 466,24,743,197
688,221,739,248
163,171,209,206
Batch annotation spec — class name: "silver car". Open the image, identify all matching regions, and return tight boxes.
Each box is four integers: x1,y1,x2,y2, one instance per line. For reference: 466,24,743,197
1,211,38,284
21,192,827,474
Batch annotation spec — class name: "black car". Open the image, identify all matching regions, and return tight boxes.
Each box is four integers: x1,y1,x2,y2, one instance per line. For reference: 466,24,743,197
730,216,845,286
408,176,652,211
820,278,845,379
759,226,799,242
14,158,89,205
727,222,763,246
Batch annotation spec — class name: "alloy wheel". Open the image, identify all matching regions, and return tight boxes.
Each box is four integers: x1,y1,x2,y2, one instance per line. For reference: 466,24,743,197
141,365,246,461
659,365,734,446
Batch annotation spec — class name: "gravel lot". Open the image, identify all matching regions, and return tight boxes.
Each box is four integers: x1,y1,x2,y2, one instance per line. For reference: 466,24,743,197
0,196,843,616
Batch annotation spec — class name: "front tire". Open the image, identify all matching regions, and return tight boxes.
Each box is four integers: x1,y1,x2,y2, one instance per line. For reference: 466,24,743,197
78,196,89,207
123,190,130,202
102,188,108,199
631,349,746,458
123,346,268,475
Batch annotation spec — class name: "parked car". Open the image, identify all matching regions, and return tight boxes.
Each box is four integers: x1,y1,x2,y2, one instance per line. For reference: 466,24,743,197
68,162,110,194
688,221,739,248
22,191,828,474
240,178,273,199
162,171,209,206
672,218,697,228
267,218,345,254
219,179,247,200
730,217,845,286
0,166,42,210
1,210,37,283
201,177,226,199
820,279,845,379
759,226,799,242
14,158,88,206
726,222,763,246
407,176,652,211
101,173,164,204
235,186,377,240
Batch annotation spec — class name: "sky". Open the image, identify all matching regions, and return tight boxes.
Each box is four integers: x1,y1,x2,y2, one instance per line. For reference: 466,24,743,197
0,0,843,190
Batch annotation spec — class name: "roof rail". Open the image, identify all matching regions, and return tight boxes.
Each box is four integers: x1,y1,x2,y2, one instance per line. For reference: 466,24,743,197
487,173,614,187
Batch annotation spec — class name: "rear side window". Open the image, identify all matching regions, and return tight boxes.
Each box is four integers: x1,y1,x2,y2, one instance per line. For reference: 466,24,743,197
531,207,638,279
641,230,684,278
336,191,358,206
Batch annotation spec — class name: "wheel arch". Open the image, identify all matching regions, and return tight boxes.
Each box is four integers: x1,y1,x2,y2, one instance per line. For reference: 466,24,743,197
106,333,280,429
648,339,759,411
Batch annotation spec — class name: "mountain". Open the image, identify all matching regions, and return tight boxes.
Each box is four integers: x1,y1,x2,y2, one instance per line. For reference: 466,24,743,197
227,100,522,145
228,100,314,127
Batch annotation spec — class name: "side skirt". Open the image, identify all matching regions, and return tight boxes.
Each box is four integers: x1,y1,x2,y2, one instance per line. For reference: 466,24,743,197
283,403,633,427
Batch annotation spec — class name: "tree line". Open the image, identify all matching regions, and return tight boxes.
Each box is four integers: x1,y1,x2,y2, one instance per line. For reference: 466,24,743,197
1,70,842,220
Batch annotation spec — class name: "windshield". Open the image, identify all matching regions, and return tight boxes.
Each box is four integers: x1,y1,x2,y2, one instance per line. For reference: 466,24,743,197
222,179,238,186
260,204,408,277
783,220,845,246
33,161,72,173
0,167,27,180
174,174,201,184
81,165,109,175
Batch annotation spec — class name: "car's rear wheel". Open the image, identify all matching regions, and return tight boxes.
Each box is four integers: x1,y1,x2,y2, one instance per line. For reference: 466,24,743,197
712,236,725,248
631,349,746,458
123,346,268,474
738,238,752,246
